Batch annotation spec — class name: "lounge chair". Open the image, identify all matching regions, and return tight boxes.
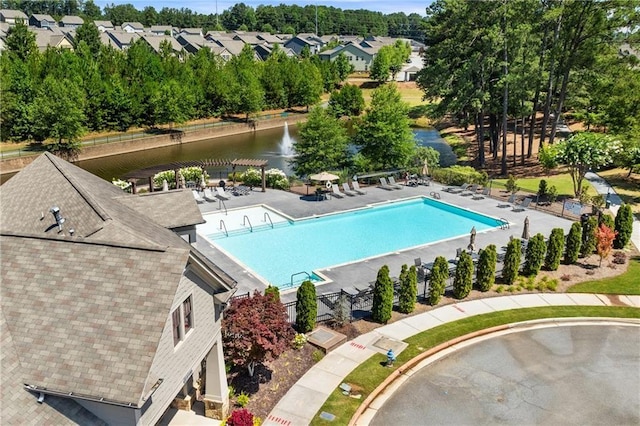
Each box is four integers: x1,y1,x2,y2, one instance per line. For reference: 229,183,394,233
351,181,366,194
215,187,231,200
378,177,395,190
460,184,479,196
341,182,357,196
512,197,532,212
387,176,404,189
232,185,250,196
192,190,206,204
472,188,490,200
498,194,517,208
330,184,344,198
445,183,470,194
203,188,218,202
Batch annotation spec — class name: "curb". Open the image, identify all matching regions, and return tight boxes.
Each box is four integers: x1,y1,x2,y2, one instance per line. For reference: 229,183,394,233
348,317,640,426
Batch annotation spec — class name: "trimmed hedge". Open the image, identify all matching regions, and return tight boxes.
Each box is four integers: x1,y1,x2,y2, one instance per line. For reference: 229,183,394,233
428,256,449,305
565,222,582,264
476,245,497,291
544,228,565,271
431,165,488,186
581,216,598,257
614,204,634,249
372,265,394,324
502,238,522,285
398,264,418,314
523,233,546,276
453,251,473,299
295,280,317,333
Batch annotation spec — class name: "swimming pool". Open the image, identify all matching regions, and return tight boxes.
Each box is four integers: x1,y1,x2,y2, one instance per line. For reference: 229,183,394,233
205,198,502,288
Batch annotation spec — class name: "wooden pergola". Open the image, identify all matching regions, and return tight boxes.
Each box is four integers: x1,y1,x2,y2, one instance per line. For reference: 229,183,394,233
122,158,269,193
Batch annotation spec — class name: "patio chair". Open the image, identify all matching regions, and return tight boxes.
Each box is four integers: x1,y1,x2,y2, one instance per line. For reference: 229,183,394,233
341,182,357,196
460,184,479,196
215,187,231,200
387,176,404,189
203,188,218,202
498,194,517,208
192,190,206,204
512,197,532,212
472,188,490,200
351,181,367,195
378,177,395,190
445,183,470,194
330,184,344,198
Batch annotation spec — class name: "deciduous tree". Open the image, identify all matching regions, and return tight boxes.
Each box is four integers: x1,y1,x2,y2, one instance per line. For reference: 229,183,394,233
595,224,617,267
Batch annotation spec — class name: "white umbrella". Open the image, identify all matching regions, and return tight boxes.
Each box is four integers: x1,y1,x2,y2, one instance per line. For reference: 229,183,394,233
309,171,339,182
200,172,207,189
162,179,169,191
421,159,429,177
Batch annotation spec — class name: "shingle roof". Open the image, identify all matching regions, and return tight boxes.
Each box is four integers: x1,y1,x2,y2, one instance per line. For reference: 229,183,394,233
31,13,56,22
0,9,28,19
116,190,205,229
60,15,83,25
0,153,197,408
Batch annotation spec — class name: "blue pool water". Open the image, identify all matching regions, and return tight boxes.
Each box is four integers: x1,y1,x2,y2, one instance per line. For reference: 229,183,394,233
208,198,501,288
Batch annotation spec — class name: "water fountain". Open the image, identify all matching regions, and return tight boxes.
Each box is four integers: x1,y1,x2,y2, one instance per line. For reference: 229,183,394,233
279,122,295,157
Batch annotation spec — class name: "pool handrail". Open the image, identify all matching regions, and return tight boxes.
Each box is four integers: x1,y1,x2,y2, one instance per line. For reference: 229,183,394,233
290,271,311,288
219,219,229,237
498,218,510,229
243,215,253,232
264,211,274,228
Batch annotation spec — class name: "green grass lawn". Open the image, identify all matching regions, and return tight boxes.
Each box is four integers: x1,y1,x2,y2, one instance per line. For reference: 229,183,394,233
492,173,597,198
568,256,640,295
311,305,639,426
441,131,469,162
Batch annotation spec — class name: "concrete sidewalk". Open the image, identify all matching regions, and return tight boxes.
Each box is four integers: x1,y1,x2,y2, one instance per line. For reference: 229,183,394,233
264,293,640,426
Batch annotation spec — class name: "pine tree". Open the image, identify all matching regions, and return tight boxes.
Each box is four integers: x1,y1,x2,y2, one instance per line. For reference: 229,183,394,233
523,233,546,276
295,280,317,333
476,245,497,292
502,238,522,285
428,256,449,305
544,228,565,271
398,264,417,314
453,251,473,299
372,265,394,324
565,222,583,264
614,204,633,249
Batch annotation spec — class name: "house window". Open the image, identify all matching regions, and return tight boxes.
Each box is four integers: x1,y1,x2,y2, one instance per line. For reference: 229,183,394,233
172,295,194,346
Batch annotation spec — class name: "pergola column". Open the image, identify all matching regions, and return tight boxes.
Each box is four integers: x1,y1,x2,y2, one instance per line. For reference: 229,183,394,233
148,176,154,192
261,166,266,192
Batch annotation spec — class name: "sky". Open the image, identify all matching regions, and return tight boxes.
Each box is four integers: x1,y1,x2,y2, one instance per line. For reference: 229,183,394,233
93,1,430,17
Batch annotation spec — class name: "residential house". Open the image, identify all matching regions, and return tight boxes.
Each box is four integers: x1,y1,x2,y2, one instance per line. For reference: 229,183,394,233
141,34,184,56
0,9,28,24
105,30,140,50
176,33,208,54
59,15,83,29
180,27,203,37
94,20,114,32
29,13,56,29
150,25,173,36
284,34,322,56
319,42,376,72
395,54,423,82
256,32,282,45
121,22,144,33
0,153,236,425
32,28,74,52
212,38,248,57
233,33,264,46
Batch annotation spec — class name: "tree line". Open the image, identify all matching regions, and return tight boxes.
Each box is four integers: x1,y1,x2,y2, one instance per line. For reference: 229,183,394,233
0,0,426,38
0,20,355,157
416,0,640,175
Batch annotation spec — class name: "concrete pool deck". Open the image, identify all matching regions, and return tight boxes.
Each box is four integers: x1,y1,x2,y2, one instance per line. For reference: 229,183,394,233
194,182,577,302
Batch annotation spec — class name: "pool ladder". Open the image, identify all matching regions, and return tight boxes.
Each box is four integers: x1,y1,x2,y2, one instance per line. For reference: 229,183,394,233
219,220,228,236
263,212,274,228
498,218,510,230
290,271,311,288
243,215,253,232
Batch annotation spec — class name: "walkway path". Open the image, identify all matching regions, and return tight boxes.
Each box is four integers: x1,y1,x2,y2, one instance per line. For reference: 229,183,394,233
585,171,639,249
263,293,639,426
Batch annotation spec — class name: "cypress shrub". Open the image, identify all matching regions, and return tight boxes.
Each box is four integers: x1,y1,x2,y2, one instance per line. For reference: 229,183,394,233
476,244,497,292
264,285,280,302
565,222,582,264
523,233,546,276
614,204,634,249
502,238,522,285
538,179,548,198
453,251,473,299
544,228,564,271
295,280,317,333
428,256,449,305
599,213,615,230
372,265,393,324
581,216,598,257
398,264,417,314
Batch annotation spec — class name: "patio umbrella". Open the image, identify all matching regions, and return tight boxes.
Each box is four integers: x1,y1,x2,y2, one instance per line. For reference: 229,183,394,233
421,159,429,177
522,216,530,240
200,172,207,189
309,171,339,182
162,179,169,191
468,226,477,252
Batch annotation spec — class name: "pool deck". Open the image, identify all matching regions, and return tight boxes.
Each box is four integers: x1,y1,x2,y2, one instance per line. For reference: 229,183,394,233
195,183,576,303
